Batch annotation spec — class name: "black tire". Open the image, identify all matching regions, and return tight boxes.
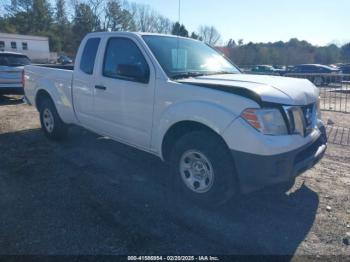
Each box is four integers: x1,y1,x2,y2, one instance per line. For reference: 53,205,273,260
39,98,68,140
170,130,238,206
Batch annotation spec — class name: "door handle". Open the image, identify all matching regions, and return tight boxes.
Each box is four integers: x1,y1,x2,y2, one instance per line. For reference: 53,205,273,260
95,85,107,90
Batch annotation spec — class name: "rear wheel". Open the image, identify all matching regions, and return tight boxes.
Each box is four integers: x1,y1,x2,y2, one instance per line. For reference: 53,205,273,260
39,98,68,140
170,131,238,206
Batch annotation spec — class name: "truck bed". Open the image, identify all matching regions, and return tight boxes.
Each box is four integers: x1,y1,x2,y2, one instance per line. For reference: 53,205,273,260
24,64,76,124
34,64,74,71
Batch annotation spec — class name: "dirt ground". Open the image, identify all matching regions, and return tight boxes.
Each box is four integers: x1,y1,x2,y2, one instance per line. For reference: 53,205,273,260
0,95,349,259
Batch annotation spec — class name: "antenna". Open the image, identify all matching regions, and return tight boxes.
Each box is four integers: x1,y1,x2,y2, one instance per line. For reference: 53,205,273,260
178,0,181,24
176,0,181,70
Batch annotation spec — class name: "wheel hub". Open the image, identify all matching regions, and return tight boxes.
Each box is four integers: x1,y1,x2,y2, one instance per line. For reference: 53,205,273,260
43,108,54,133
179,150,214,194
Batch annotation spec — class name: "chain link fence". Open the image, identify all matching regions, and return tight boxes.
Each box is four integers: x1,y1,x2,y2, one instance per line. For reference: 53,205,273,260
284,73,350,113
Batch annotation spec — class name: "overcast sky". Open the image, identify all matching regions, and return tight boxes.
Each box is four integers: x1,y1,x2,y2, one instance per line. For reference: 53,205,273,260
131,0,350,46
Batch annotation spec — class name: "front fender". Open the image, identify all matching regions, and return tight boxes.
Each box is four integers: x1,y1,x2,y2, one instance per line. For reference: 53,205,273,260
152,100,240,159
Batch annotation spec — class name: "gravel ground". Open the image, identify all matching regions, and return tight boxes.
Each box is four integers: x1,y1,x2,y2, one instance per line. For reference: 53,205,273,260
0,95,349,258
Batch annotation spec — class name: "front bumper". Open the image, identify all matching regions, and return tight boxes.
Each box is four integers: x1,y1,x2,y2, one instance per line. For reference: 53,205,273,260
232,128,327,193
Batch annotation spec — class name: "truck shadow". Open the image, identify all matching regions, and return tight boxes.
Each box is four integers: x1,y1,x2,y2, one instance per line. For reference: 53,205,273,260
0,95,24,106
0,127,319,256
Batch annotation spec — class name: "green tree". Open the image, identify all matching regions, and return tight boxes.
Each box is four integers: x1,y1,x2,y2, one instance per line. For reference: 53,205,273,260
103,0,135,31
0,15,17,33
341,43,350,63
171,22,188,37
4,0,34,33
72,3,100,50
31,0,53,33
226,39,236,48
55,0,68,25
190,32,200,40
52,0,72,52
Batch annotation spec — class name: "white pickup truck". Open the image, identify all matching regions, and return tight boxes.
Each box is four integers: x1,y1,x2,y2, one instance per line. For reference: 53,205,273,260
24,32,327,204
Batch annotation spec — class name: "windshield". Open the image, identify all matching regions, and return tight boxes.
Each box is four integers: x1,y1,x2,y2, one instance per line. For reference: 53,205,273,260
0,54,31,66
142,35,240,79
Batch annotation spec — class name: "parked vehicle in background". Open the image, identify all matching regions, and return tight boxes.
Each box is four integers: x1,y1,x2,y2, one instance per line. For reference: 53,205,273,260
57,55,73,65
273,65,286,71
334,63,346,68
0,52,30,94
251,65,283,75
286,64,341,86
0,33,50,63
24,32,327,205
339,64,350,82
339,64,350,74
329,64,339,69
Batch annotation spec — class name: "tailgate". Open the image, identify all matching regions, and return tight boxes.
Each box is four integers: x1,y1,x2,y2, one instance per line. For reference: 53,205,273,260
0,67,22,85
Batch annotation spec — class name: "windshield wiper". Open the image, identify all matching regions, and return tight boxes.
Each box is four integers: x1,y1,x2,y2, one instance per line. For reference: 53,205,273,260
207,71,237,75
171,70,239,80
171,72,208,80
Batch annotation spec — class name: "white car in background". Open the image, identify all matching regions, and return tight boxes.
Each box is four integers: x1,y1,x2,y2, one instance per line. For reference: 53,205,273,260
0,52,31,95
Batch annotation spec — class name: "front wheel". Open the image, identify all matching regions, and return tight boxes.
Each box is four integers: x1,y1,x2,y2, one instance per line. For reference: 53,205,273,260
39,98,68,140
170,131,238,206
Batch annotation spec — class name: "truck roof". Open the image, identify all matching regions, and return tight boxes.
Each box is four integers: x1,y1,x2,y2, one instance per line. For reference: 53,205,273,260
85,31,194,41
0,51,27,56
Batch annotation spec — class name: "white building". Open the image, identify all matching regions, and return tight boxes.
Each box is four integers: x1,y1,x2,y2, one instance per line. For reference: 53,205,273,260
0,33,50,63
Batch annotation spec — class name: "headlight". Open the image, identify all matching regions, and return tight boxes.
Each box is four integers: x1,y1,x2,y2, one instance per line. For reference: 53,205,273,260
241,108,288,135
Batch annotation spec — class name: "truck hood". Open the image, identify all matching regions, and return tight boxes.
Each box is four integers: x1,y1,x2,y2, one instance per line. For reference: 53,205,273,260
178,73,319,105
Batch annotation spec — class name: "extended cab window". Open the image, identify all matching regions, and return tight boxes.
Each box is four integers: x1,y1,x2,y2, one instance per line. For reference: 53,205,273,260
80,38,101,75
103,38,150,83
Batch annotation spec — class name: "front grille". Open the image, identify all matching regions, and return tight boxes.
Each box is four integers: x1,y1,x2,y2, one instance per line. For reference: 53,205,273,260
283,103,316,136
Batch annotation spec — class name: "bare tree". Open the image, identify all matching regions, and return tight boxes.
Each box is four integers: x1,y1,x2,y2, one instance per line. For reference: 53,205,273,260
154,15,172,34
102,0,135,31
86,0,104,30
198,25,221,46
127,2,172,33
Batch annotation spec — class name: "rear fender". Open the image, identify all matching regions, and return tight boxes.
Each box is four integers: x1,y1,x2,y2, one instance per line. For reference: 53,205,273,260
34,78,75,124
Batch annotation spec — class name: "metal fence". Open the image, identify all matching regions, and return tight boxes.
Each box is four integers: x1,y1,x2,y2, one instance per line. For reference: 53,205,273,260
284,73,350,113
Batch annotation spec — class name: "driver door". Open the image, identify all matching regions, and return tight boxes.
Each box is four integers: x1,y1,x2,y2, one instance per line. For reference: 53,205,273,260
91,37,155,150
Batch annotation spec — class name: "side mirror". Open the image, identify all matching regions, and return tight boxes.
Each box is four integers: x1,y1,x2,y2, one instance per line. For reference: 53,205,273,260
117,64,149,83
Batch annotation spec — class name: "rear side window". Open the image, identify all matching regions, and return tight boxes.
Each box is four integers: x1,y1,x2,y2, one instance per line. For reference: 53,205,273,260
80,38,100,75
318,67,330,73
0,54,31,66
290,66,300,73
306,66,317,73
